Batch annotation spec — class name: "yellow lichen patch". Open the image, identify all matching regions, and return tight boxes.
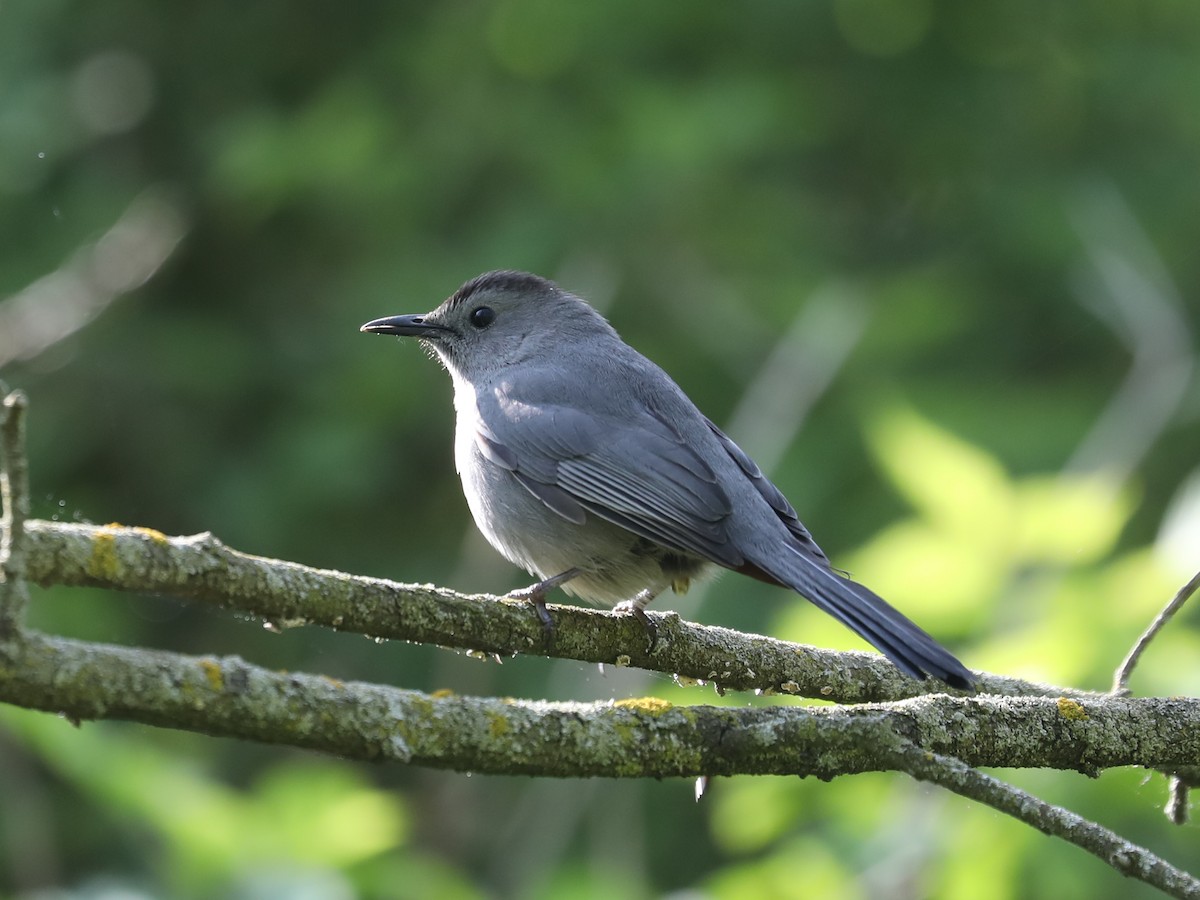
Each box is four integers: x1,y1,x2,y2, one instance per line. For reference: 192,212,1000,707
614,697,673,714
1057,697,1088,721
487,712,510,738
199,658,224,692
132,526,169,545
430,688,456,699
86,530,120,580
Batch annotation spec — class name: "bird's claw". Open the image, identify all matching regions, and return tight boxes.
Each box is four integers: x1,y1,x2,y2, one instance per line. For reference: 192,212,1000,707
614,600,658,653
506,585,557,646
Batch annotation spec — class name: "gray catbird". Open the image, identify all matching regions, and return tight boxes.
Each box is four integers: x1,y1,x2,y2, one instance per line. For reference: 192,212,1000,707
362,271,973,689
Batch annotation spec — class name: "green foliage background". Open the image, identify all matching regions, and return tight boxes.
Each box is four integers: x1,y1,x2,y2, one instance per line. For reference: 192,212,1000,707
3,2,1200,897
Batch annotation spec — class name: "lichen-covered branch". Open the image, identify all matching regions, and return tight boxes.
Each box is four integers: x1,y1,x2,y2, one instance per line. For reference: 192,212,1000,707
893,742,1200,899
0,388,31,636
1112,568,1200,827
3,629,1200,776
21,519,1083,705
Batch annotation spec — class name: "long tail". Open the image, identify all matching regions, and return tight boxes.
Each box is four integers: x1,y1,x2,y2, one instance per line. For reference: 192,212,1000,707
748,546,974,690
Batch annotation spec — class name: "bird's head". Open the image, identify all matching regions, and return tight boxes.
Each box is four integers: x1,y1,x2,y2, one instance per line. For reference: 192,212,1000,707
361,270,616,382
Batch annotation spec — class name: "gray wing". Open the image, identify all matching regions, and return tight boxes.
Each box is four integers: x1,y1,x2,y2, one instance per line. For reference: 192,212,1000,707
702,417,831,565
475,395,746,568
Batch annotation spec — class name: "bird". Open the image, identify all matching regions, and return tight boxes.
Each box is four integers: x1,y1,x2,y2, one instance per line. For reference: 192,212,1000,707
361,271,973,689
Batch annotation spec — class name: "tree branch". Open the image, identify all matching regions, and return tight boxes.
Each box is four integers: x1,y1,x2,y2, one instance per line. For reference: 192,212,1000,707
1112,567,1200,827
3,629,1200,776
20,519,1083,705
892,742,1200,899
1113,568,1200,695
0,386,31,636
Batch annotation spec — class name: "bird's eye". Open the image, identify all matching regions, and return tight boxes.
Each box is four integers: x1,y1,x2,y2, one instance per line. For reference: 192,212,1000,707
469,306,496,329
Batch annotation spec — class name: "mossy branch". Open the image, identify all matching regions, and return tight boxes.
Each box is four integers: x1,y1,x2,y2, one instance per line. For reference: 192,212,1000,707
0,387,30,636
21,519,1072,705
3,629,1200,776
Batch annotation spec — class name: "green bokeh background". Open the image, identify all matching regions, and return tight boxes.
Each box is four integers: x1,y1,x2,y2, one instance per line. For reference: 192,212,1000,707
3,2,1200,897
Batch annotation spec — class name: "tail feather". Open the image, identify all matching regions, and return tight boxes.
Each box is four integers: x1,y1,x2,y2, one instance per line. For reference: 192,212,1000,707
753,547,974,690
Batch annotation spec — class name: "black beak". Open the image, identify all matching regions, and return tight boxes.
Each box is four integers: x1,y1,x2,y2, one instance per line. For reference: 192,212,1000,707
360,314,451,338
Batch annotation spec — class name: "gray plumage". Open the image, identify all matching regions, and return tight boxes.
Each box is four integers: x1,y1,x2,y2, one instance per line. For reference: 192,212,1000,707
362,271,973,689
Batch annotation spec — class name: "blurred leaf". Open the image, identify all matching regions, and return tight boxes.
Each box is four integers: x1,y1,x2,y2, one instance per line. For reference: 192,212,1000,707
709,776,806,854
528,862,650,900
842,518,1004,621
247,761,408,865
0,710,407,894
351,854,485,900
932,802,1029,900
707,835,862,900
1012,474,1133,565
867,405,1017,557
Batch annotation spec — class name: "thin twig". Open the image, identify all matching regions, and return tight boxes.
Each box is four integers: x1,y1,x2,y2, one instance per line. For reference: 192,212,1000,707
892,740,1200,899
1113,568,1200,695
1162,767,1200,826
1111,566,1200,826
0,191,187,368
1067,182,1194,484
1168,777,1190,826
0,387,31,635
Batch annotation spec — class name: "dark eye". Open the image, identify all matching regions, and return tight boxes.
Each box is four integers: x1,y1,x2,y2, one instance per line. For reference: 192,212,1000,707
469,306,496,328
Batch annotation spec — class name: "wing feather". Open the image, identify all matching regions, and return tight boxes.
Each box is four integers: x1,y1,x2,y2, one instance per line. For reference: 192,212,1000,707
703,417,830,564
478,392,741,566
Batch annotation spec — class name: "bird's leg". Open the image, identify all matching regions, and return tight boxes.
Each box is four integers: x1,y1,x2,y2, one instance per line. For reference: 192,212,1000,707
507,567,583,638
614,589,659,653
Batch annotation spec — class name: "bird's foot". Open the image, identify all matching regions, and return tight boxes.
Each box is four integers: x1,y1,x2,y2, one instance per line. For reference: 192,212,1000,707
506,584,556,644
614,590,659,653
506,568,582,646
